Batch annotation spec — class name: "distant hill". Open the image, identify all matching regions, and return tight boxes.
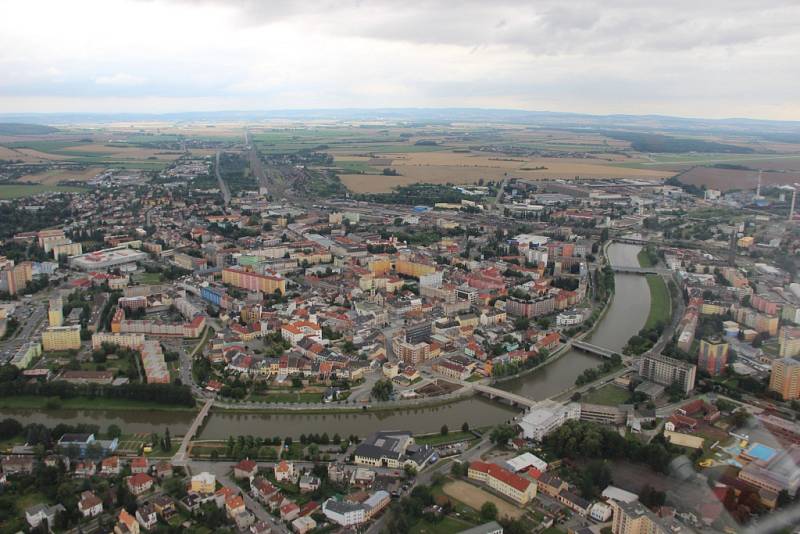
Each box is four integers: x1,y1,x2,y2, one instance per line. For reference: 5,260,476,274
0,123,59,135
1,108,800,137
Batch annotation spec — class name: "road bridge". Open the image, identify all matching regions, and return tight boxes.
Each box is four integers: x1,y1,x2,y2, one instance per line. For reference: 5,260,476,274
473,384,535,408
172,399,213,466
571,340,619,359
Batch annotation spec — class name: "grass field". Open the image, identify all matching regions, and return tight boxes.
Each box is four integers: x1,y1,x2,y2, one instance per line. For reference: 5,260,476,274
637,249,655,268
248,391,323,403
582,384,631,406
134,272,164,284
644,274,671,330
442,480,525,520
0,395,197,412
0,183,88,199
414,431,474,446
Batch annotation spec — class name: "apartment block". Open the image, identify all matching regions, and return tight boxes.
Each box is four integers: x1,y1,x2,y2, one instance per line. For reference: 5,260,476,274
639,353,696,394
42,325,82,352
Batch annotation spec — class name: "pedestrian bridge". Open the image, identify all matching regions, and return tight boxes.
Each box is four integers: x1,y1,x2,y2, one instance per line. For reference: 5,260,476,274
611,266,671,275
172,398,213,466
473,384,535,409
571,340,618,359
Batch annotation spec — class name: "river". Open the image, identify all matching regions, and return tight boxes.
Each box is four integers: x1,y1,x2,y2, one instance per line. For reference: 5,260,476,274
495,242,650,399
1,243,650,438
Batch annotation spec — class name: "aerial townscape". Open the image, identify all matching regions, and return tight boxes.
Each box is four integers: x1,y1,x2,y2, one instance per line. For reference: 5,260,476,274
3,2,800,534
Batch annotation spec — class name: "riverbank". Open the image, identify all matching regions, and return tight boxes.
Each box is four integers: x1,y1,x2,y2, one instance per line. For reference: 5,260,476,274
213,389,479,415
644,274,671,329
0,395,198,412
636,248,672,330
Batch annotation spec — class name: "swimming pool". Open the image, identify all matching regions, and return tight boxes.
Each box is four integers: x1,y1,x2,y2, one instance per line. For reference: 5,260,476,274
744,443,777,462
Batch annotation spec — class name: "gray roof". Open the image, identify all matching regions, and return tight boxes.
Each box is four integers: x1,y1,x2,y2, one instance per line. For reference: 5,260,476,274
458,521,503,534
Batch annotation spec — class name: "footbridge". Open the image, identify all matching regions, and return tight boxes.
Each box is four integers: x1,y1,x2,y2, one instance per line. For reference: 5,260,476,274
172,399,213,466
473,384,536,408
571,340,619,359
611,266,671,275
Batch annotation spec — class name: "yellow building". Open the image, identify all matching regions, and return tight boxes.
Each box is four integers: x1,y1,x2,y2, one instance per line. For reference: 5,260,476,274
222,268,286,294
737,236,754,248
769,357,800,400
91,332,146,350
42,325,82,352
48,297,63,327
611,500,666,534
468,461,536,506
190,472,216,494
395,258,436,279
51,242,83,259
368,258,392,276
700,302,727,315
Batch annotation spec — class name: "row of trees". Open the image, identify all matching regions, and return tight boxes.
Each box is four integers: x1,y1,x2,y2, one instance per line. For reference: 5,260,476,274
0,366,195,407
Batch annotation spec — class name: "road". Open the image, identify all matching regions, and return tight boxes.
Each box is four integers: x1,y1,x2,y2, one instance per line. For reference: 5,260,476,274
0,301,47,363
215,151,231,205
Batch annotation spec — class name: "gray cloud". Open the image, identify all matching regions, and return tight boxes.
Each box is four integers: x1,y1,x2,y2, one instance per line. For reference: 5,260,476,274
1,0,799,117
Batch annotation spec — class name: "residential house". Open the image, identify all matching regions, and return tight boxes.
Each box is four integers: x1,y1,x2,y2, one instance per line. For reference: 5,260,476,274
127,473,155,496
78,491,103,518
234,458,258,480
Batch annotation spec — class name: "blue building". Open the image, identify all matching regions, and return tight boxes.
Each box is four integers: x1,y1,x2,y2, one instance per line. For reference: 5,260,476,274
57,433,118,458
201,286,225,307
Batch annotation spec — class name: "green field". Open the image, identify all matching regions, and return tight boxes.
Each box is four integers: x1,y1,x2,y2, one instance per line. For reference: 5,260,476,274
247,391,323,403
644,274,671,330
0,183,88,199
581,384,631,406
414,431,475,446
134,272,164,284
637,248,655,267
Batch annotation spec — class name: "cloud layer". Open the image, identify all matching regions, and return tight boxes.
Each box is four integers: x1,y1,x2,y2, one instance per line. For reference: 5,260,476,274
1,0,799,118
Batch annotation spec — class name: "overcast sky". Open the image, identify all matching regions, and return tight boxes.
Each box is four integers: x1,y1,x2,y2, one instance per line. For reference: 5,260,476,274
2,0,799,119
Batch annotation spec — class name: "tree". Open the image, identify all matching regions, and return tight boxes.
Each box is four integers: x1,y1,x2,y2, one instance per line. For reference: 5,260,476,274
461,422,470,433
371,379,394,401
440,425,449,436
732,409,751,428
489,424,517,446
480,501,498,521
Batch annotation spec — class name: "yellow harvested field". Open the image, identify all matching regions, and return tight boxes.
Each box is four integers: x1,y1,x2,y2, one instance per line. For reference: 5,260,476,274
340,151,672,193
442,480,525,519
0,146,74,163
19,167,102,185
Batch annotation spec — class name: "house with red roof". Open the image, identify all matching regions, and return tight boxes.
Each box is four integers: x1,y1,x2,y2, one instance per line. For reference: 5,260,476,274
127,473,154,496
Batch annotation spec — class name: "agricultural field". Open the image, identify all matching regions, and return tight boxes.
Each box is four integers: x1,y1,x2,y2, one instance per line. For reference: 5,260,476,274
338,150,673,193
677,166,800,191
19,167,102,185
